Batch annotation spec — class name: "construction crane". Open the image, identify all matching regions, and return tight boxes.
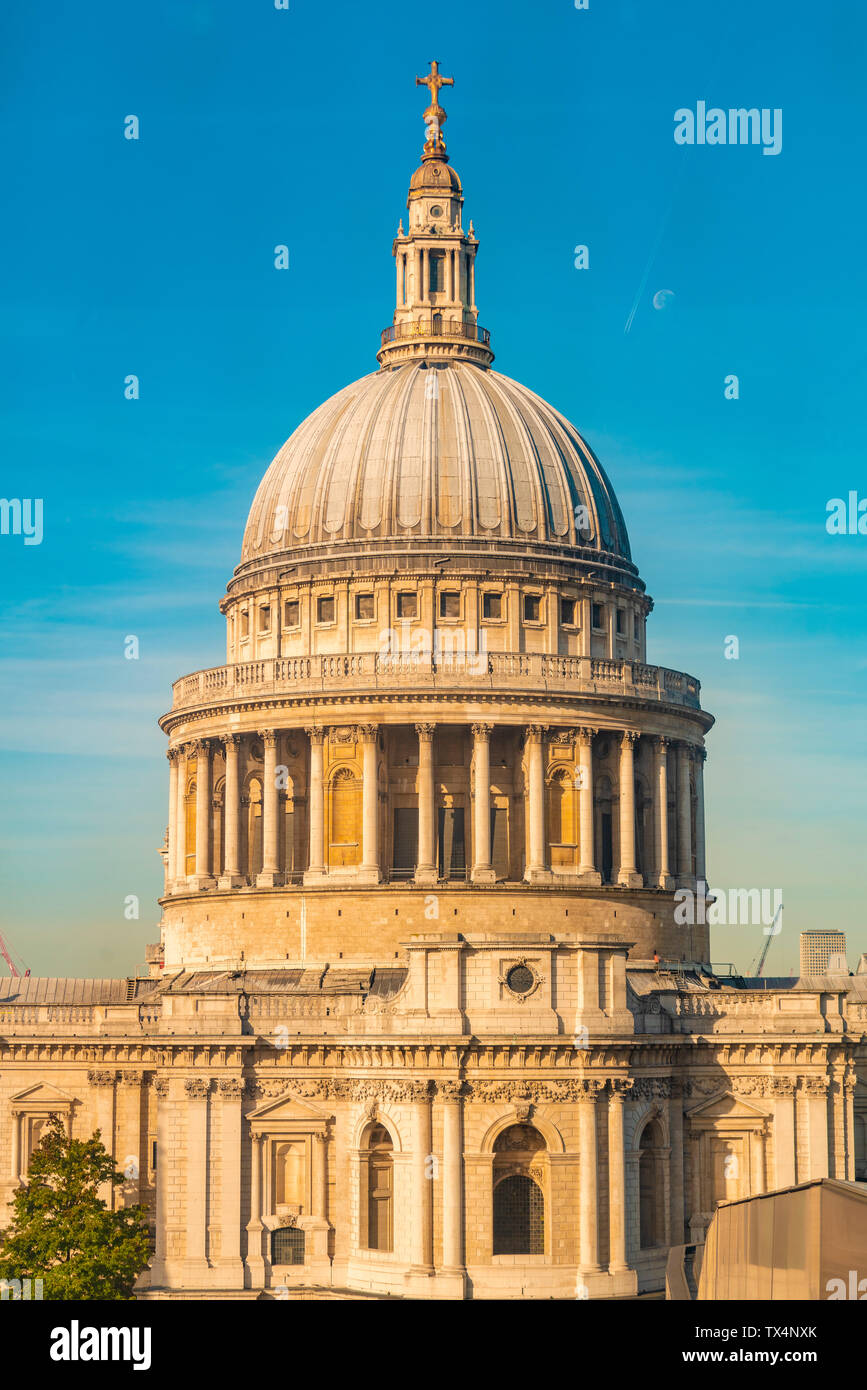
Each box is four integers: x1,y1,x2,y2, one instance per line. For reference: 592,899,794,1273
748,904,783,978
0,930,29,979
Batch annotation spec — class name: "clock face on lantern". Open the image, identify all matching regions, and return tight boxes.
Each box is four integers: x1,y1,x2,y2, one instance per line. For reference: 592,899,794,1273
429,205,443,217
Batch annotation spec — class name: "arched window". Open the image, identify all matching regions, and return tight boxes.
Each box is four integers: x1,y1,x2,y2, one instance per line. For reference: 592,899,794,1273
492,1124,546,1256
639,1118,665,1248
330,768,361,867
548,769,576,869
212,780,225,878
595,773,614,883
247,777,263,878
365,1124,393,1252
184,773,197,876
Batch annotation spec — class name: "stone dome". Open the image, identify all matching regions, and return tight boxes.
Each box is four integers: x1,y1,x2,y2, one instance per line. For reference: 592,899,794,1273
238,359,634,577
408,159,462,195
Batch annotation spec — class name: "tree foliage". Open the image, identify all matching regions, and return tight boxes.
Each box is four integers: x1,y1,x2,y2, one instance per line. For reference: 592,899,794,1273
0,1115,150,1299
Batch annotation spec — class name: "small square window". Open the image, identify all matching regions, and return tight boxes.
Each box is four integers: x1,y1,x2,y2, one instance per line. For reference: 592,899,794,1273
560,598,576,626
616,608,625,636
591,603,604,631
523,594,541,623
440,591,460,619
356,593,374,621
397,591,417,619
259,605,271,633
482,592,502,620
317,596,335,624
284,600,300,628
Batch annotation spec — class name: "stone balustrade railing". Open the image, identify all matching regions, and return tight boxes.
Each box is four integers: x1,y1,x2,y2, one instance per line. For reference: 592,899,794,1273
169,653,702,714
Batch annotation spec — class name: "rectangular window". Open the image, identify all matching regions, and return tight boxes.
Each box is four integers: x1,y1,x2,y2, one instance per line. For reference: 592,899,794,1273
523,594,541,623
616,608,625,635
356,593,375,621
482,591,502,620
259,605,271,633
240,611,250,638
560,598,576,626
440,591,460,619
317,595,335,624
591,602,604,631
284,600,300,628
429,251,445,292
397,591,417,619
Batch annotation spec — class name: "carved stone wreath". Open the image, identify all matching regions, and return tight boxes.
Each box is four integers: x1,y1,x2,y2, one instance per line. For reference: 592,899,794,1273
498,958,544,1004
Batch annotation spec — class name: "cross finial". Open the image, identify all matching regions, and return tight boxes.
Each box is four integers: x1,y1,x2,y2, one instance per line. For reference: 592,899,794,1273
415,59,453,160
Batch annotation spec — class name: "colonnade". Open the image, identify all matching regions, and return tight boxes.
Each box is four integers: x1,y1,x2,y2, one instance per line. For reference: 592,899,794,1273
165,723,706,892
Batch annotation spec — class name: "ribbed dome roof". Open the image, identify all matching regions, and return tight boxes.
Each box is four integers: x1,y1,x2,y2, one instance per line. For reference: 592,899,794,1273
239,360,632,568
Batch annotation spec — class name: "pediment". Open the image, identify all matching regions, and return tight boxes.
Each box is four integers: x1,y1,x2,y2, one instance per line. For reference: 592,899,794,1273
687,1089,769,1121
10,1082,76,1109
247,1089,330,1123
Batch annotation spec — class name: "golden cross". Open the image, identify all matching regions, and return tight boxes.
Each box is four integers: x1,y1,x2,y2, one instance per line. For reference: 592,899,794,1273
415,59,454,110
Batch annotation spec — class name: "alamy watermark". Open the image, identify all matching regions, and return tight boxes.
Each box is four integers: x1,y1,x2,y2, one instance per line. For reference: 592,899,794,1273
0,498,43,545
674,882,782,930
674,103,782,156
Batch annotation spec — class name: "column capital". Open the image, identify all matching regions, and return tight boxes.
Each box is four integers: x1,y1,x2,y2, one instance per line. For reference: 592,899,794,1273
217,1077,243,1099
259,728,278,748
305,726,326,745
118,1070,144,1088
608,1078,634,1102
356,722,379,742
415,722,436,741
87,1069,118,1089
222,732,242,749
620,730,640,748
576,1078,607,1101
525,723,548,742
577,726,598,744
166,746,180,764
184,1078,211,1101
471,722,493,739
695,746,707,764
192,737,212,756
653,735,672,753
437,1081,466,1103
312,1130,328,1145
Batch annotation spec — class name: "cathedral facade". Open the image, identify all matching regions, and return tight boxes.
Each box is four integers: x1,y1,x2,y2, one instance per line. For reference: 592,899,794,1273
1,67,865,1301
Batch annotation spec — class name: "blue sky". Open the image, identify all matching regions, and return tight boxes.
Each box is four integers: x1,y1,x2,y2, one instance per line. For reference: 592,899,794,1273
0,0,865,978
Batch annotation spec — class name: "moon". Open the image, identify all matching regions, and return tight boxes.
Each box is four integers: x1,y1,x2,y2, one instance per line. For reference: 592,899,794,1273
652,289,675,311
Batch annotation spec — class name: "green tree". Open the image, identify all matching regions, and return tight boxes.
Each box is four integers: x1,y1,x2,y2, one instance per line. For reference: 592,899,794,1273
0,1115,150,1299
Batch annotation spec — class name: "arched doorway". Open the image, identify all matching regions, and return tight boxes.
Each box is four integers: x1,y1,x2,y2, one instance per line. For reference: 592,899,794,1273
639,1118,665,1248
364,1124,393,1253
492,1124,547,1255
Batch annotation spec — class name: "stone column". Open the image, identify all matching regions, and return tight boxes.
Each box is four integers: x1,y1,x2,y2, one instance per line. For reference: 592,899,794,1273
217,1079,244,1287
10,1112,21,1181
245,1133,266,1286
192,739,214,888
119,1071,143,1203
88,1070,117,1207
358,724,381,884
653,737,674,889
577,727,601,884
150,1077,170,1284
440,1084,465,1281
175,743,188,884
772,1078,797,1188
523,724,551,883
578,1080,604,1275
312,1131,328,1220
669,1081,686,1247
219,734,243,888
471,723,495,883
694,747,707,884
617,731,642,887
167,749,179,885
257,729,281,887
415,723,438,884
676,742,693,887
410,1085,434,1281
304,728,326,882
184,1079,210,1277
607,1079,632,1273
